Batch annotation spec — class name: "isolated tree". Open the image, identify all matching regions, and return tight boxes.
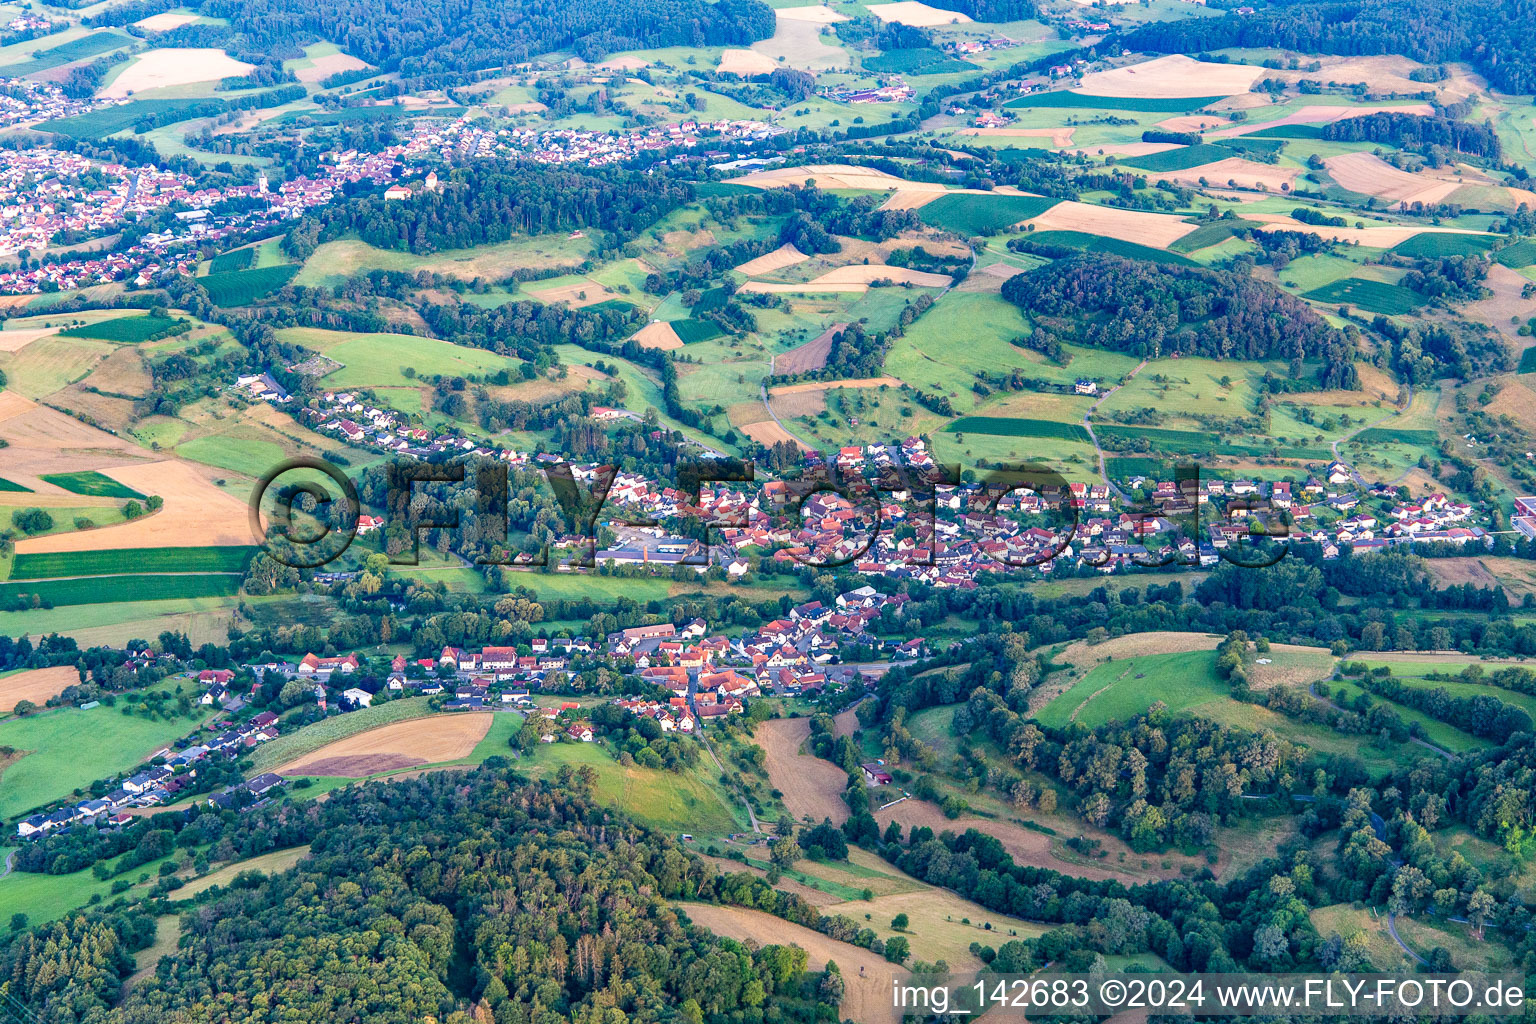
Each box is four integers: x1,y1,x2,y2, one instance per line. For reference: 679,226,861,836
1467,889,1497,939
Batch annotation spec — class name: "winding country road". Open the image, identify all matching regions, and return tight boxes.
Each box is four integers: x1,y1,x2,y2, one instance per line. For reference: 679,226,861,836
1386,913,1428,966
1083,359,1147,500
1308,683,1456,761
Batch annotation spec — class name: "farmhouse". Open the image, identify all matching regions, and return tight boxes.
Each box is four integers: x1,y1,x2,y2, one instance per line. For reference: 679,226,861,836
297,653,359,677
861,762,894,785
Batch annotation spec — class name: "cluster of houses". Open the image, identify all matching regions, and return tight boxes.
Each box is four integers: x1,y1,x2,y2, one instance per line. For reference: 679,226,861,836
242,367,1503,588
504,119,787,167
0,110,494,294
825,82,916,104
0,78,97,132
16,710,281,839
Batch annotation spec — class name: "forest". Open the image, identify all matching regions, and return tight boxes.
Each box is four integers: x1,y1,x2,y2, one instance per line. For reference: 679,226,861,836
3,769,838,1024
1000,254,1361,387
1320,111,1503,160
294,163,696,255
1123,0,1536,94
199,0,776,77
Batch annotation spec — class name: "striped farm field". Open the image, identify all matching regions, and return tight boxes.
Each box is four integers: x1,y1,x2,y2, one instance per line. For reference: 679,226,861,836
1303,278,1424,315
39,470,144,499
1351,427,1439,446
946,416,1091,442
61,314,188,343
1006,92,1228,113
1390,233,1498,259
1495,239,1536,269
9,546,258,580
1024,230,1197,266
671,318,724,344
200,265,300,305
917,193,1060,235
1097,424,1329,460
0,573,239,609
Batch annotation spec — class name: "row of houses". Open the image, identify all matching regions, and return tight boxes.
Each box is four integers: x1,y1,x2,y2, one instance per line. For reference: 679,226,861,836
17,711,281,839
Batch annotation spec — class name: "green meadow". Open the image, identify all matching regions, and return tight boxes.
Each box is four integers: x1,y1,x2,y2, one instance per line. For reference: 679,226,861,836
0,702,207,819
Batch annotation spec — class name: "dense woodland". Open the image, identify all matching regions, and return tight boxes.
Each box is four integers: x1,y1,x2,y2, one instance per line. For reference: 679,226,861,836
291,164,695,255
1320,111,1504,160
199,0,775,77
1124,0,1536,94
3,770,837,1024
1001,255,1361,388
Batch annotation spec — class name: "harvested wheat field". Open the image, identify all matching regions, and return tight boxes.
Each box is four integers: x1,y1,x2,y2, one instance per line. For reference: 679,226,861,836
1067,141,1182,157
0,327,60,353
770,376,901,397
817,265,950,287
773,322,846,374
1054,630,1331,688
0,666,79,712
743,265,948,294
1291,56,1485,102
294,51,371,85
1156,114,1232,132
1024,201,1195,248
1465,264,1536,341
524,279,618,307
1251,216,1466,248
1055,630,1227,672
101,49,255,98
677,903,905,1024
277,713,494,777
866,0,969,23
738,419,804,447
698,855,841,906
631,321,684,350
134,11,200,30
728,163,943,192
596,56,650,70
755,716,854,823
15,460,254,553
1208,103,1434,139
767,389,827,418
717,49,778,76
734,244,808,276
844,888,1049,968
958,126,1076,147
872,797,1132,882
1075,54,1265,98
1160,156,1300,191
1483,376,1536,433
739,281,861,295
878,190,944,210
1324,153,1464,207
0,391,153,490
979,262,1028,281
775,3,848,22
